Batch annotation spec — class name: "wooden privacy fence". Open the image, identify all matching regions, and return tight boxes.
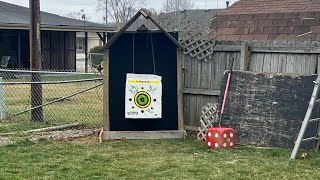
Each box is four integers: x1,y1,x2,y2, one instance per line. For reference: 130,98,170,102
183,40,320,129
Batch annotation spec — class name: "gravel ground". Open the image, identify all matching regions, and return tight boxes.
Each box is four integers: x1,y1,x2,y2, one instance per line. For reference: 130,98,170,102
0,137,13,146
0,128,99,146
28,128,98,142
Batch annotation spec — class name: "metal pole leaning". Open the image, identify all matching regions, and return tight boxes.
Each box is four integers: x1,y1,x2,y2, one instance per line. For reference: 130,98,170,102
290,75,320,160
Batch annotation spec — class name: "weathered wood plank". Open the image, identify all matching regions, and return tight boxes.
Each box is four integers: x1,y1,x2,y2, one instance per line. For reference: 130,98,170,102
184,56,191,88
101,130,186,140
263,53,272,72
296,54,304,74
189,94,197,127
103,49,110,131
270,53,280,73
279,53,287,73
286,54,295,73
249,53,264,72
191,56,198,89
184,125,199,132
240,42,249,71
207,57,213,90
177,49,184,131
306,54,317,74
235,52,241,70
183,95,190,126
197,58,202,89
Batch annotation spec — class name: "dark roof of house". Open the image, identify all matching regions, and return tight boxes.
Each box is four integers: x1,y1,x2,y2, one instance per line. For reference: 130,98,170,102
212,0,320,41
0,1,115,32
128,9,222,31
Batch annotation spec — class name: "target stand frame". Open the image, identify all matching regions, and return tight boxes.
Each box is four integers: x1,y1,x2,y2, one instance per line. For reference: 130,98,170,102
100,9,185,141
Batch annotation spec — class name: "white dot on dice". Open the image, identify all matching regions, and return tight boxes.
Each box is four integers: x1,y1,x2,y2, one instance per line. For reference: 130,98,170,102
223,134,227,138
215,133,219,138
230,142,233,146
215,143,219,147
208,132,212,137
208,142,211,147
230,133,234,138
223,143,227,147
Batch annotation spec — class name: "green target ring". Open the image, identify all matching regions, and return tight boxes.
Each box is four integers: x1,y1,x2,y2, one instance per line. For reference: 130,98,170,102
134,91,151,109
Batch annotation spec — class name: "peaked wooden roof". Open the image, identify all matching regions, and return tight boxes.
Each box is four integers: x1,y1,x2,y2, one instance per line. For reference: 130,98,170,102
102,9,182,50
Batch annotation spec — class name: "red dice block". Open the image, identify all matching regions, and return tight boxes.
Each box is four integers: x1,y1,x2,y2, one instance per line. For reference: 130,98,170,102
206,127,236,149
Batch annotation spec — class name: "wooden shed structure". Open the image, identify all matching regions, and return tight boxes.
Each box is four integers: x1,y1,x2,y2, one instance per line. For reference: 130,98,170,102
0,1,114,70
100,9,185,140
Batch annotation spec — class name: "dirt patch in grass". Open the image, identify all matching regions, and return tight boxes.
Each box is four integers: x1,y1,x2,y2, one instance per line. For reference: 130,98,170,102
57,133,100,144
0,137,13,146
28,127,99,142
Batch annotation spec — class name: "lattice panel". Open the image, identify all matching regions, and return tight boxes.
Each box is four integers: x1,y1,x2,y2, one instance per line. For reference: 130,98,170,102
157,15,217,61
197,103,219,140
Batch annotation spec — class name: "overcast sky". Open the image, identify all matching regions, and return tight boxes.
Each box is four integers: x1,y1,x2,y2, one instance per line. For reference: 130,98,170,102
1,0,235,23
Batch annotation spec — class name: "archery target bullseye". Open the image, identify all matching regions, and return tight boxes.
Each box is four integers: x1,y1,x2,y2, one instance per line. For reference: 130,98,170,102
125,73,162,119
134,91,151,109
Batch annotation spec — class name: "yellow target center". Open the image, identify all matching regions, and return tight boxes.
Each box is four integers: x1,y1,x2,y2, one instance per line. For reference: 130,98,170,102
134,91,151,109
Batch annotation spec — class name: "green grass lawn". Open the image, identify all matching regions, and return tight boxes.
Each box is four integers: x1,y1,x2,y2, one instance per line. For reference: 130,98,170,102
0,138,320,179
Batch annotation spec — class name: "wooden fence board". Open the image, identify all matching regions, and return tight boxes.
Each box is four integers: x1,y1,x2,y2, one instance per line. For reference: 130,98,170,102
184,56,191,88
263,53,272,72
270,53,280,73
285,54,295,73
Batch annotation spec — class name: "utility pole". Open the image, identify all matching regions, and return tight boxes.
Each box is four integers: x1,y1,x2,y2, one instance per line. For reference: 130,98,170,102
81,10,88,73
106,0,108,25
29,0,43,122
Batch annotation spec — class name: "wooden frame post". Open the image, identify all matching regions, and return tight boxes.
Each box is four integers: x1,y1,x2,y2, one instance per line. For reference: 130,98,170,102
177,49,184,131
240,42,249,71
102,49,109,131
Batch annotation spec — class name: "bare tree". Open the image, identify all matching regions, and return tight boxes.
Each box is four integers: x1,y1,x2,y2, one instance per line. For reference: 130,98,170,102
97,0,145,28
162,0,195,13
146,8,158,16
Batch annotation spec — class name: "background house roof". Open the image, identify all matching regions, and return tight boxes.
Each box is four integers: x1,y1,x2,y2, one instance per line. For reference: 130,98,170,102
212,0,320,41
221,0,320,15
128,9,222,31
0,1,115,32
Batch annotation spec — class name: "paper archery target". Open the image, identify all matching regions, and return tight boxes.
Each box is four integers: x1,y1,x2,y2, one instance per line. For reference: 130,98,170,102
125,73,162,119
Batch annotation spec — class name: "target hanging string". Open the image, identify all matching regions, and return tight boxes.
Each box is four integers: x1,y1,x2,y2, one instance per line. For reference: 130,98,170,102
151,34,156,75
132,34,135,73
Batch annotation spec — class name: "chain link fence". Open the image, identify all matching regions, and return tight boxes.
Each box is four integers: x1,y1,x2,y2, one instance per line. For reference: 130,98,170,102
88,53,103,70
0,68,103,133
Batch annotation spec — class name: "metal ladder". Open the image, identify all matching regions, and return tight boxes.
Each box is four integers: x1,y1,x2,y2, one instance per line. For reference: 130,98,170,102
290,74,320,160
